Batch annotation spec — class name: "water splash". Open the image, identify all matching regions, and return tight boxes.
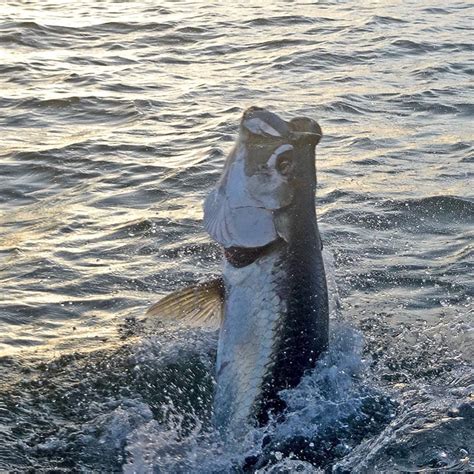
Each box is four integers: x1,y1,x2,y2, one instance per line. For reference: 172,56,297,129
122,322,395,472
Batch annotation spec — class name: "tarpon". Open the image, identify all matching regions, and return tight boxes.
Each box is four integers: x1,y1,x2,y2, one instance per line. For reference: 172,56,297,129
147,107,329,438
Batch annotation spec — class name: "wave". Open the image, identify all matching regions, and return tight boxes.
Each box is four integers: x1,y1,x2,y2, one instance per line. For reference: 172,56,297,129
323,195,473,232
388,195,474,222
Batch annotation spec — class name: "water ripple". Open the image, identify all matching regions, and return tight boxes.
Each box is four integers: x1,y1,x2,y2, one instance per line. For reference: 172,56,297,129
0,0,473,471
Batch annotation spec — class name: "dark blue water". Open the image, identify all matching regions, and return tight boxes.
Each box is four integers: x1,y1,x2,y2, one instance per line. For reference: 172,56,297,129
0,0,472,471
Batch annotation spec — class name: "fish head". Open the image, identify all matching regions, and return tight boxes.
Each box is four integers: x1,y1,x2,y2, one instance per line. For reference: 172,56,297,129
203,107,322,248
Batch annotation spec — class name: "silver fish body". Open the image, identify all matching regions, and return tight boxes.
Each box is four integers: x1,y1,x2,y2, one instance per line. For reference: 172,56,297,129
206,107,329,436
214,241,328,436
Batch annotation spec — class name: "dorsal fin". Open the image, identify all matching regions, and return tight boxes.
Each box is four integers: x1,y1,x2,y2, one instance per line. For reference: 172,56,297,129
145,277,225,331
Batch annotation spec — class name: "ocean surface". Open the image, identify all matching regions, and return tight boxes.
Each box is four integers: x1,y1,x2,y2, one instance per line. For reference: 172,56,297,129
0,0,473,471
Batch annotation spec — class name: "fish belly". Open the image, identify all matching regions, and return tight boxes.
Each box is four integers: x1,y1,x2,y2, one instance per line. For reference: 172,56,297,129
213,249,286,436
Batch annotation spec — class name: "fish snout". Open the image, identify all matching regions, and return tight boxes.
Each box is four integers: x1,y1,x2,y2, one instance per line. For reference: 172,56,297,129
289,117,322,146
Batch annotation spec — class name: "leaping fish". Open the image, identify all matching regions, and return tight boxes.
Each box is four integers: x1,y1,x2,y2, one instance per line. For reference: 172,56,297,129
146,107,329,438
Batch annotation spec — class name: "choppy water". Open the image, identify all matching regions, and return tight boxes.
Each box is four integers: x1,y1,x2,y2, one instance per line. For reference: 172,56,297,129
1,0,473,471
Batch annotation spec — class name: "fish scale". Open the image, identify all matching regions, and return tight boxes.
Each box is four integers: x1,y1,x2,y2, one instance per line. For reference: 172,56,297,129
213,248,286,436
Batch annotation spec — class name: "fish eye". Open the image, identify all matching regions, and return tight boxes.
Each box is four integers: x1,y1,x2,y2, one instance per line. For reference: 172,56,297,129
276,150,293,175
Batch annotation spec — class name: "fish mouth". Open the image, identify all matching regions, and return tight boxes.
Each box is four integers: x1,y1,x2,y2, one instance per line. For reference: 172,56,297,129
240,106,322,146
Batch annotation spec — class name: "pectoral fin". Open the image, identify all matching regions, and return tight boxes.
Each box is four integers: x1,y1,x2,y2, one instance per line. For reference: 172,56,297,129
145,277,225,330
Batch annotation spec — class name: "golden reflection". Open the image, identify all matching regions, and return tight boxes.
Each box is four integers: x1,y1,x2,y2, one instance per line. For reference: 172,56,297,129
1,0,471,361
